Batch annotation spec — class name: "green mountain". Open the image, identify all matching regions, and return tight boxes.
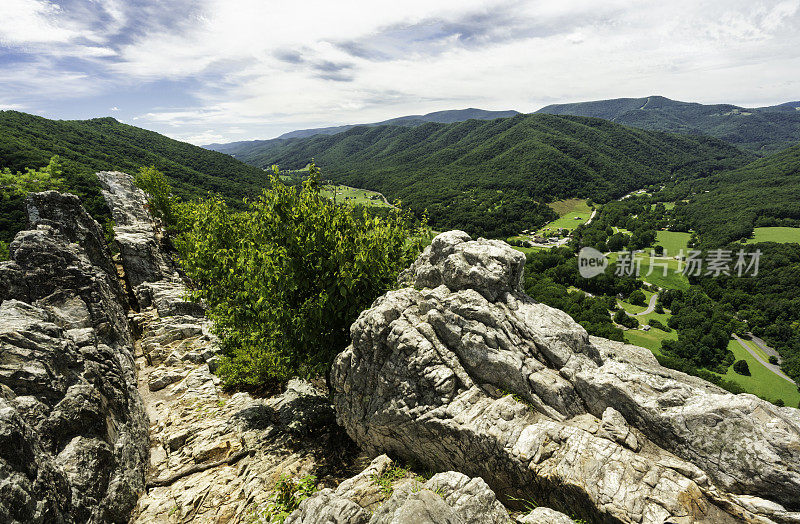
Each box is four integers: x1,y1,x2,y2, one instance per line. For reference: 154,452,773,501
0,110,268,203
536,96,800,154
205,108,519,150
674,143,800,246
0,110,269,242
222,113,753,237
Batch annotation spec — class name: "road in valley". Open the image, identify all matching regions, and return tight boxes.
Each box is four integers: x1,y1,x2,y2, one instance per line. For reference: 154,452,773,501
635,293,659,316
732,334,796,385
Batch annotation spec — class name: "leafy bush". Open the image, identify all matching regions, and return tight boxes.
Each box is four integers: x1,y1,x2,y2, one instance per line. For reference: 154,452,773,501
769,355,779,365
135,166,181,229
0,155,65,195
733,359,751,376
0,241,8,261
177,165,427,388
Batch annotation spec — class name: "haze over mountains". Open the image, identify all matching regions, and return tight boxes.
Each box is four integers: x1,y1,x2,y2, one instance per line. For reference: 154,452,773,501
205,108,519,153
206,96,800,156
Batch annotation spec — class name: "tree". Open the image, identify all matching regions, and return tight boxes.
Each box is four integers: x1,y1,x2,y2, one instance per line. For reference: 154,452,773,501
134,166,181,229
629,289,646,306
0,155,65,195
176,164,429,388
613,309,639,329
0,241,8,261
769,355,779,365
733,359,750,376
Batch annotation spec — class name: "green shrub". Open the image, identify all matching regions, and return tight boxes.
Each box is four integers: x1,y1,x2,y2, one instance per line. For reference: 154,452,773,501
733,359,751,376
0,241,8,261
769,355,779,365
134,165,181,229
0,155,66,195
265,475,318,522
177,165,427,387
648,319,671,332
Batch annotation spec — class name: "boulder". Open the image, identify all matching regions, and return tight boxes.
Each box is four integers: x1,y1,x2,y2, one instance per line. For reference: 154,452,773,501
286,454,517,524
332,231,800,524
0,192,148,523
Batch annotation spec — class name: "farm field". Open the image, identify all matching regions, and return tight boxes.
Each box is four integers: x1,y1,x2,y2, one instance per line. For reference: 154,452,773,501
534,199,593,237
608,252,689,290
743,227,800,244
655,230,691,256
320,184,391,207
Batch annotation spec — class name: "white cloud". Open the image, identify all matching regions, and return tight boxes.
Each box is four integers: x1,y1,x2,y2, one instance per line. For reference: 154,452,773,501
110,106,120,111
2,0,799,143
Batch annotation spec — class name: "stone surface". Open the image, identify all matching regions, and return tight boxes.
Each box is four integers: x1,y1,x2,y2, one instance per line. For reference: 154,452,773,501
96,171,359,523
0,191,148,523
517,507,575,524
333,230,800,524
286,454,518,524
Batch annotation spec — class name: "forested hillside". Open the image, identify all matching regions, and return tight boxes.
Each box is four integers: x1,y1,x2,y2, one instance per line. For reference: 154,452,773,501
205,108,520,150
673,143,800,246
537,96,800,154
0,111,268,203
0,110,270,243
218,113,753,237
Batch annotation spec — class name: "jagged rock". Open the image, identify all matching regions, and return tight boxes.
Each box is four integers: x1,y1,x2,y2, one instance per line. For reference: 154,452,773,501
93,171,359,523
517,507,575,524
332,231,800,524
96,171,182,299
0,192,148,523
286,454,515,524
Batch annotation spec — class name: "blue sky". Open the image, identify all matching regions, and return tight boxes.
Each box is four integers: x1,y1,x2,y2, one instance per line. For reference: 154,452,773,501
1,0,799,145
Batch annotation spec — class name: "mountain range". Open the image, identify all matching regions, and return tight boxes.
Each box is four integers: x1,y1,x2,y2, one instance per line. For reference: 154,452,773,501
204,108,519,153
221,113,753,237
536,95,800,154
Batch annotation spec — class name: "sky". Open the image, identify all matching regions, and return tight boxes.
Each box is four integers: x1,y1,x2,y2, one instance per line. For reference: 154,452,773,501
1,0,799,145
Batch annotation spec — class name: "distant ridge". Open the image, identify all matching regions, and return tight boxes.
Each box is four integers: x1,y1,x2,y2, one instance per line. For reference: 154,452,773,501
203,108,519,151
536,95,800,154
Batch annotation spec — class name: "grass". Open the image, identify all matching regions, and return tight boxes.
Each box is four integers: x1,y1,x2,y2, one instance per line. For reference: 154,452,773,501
607,252,689,290
743,227,800,244
655,231,691,256
716,339,800,406
321,184,391,207
624,328,674,356
535,199,593,236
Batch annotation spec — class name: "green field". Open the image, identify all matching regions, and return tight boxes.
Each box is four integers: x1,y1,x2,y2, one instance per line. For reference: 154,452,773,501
608,252,689,290
624,328,674,356
743,227,800,244
534,199,593,236
655,231,691,256
717,339,800,406
321,184,391,207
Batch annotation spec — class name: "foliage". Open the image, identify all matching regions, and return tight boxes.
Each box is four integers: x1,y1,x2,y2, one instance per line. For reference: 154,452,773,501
264,475,318,523
372,463,418,498
217,113,751,238
0,155,112,243
0,240,8,261
0,155,65,195
176,165,427,387
628,289,646,306
614,309,639,329
0,109,268,209
733,359,751,376
135,165,181,228
648,319,670,332
672,143,800,246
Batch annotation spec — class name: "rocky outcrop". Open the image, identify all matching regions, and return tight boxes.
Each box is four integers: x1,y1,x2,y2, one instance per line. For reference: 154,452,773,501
0,192,148,523
285,454,554,524
95,171,360,523
332,231,800,524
